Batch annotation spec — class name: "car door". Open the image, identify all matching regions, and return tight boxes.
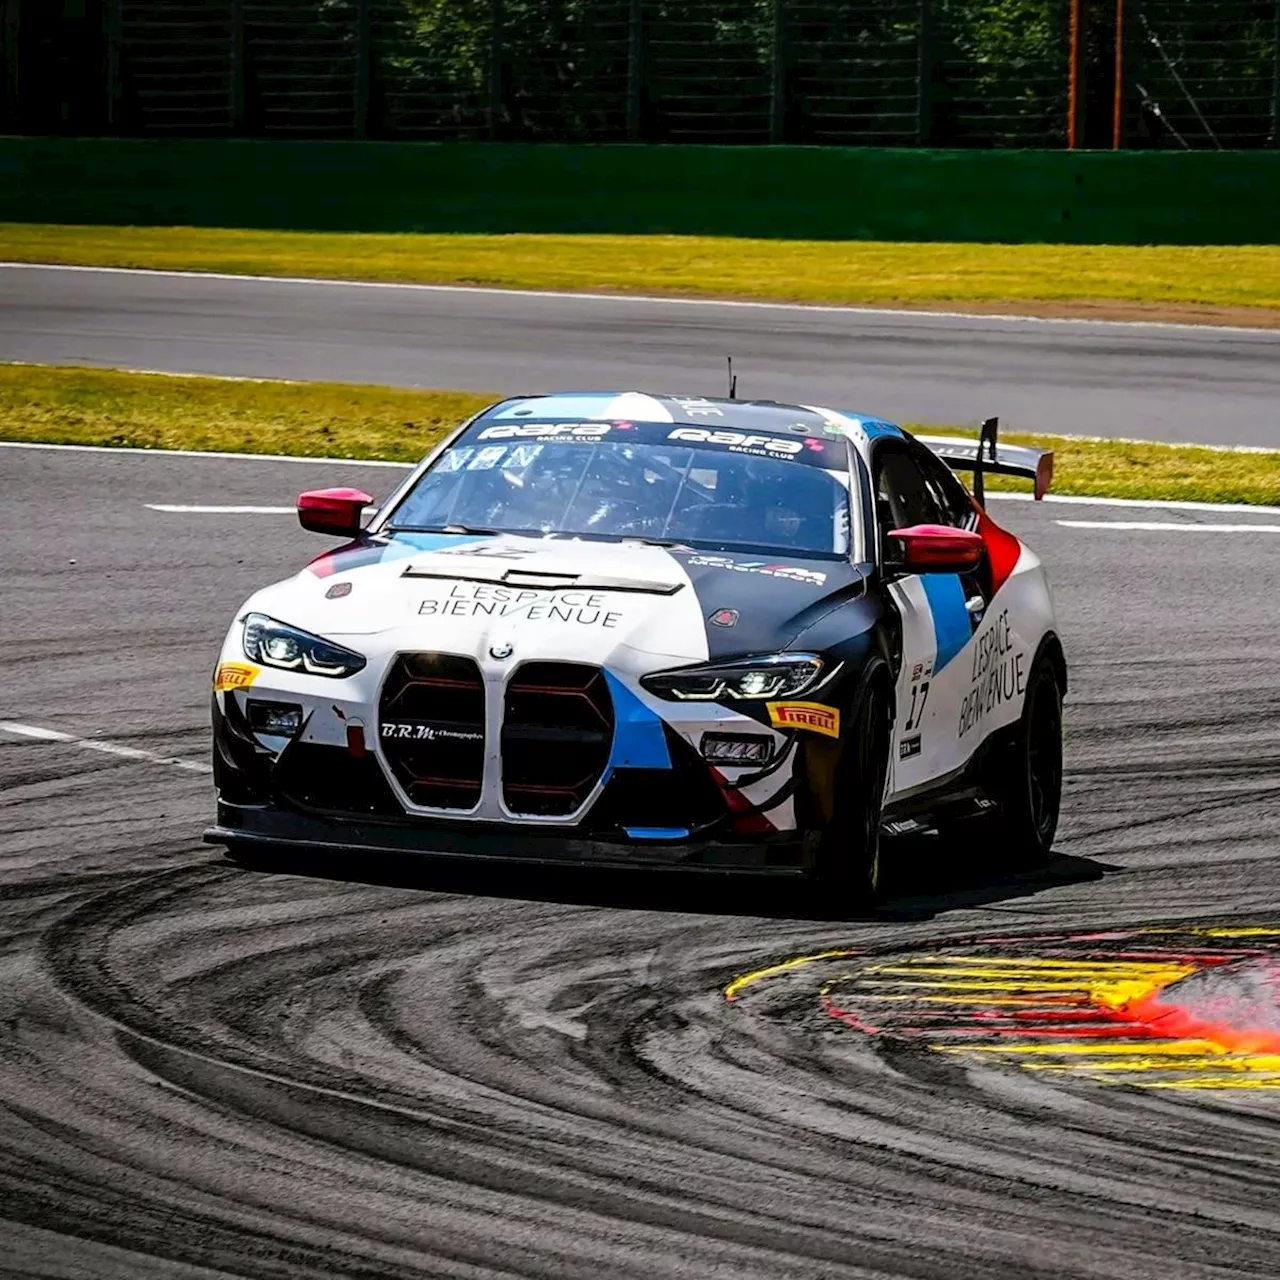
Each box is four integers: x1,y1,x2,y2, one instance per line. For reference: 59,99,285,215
873,440,982,799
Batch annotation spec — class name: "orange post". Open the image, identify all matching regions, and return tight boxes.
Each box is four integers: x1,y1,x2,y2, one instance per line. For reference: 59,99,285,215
1068,0,1083,149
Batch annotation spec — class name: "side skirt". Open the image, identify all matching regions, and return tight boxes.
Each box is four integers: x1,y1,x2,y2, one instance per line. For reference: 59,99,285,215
880,722,1016,836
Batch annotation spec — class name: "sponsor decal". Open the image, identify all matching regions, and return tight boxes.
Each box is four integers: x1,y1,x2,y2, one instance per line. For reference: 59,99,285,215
380,722,483,743
325,581,353,599
467,446,510,471
708,608,739,628
419,582,623,628
687,553,827,586
899,734,922,761
884,818,924,837
670,396,725,419
957,607,1027,739
667,427,804,457
767,701,841,739
477,423,612,441
214,662,259,692
802,406,871,454
435,543,536,560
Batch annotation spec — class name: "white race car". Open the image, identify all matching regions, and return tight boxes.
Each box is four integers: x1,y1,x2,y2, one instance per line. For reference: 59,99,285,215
207,392,1064,900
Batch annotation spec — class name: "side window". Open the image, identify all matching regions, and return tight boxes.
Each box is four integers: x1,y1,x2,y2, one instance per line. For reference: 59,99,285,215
912,444,974,528
875,447,944,535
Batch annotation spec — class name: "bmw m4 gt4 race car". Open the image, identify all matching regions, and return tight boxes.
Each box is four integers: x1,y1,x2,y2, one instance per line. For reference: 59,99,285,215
207,392,1065,899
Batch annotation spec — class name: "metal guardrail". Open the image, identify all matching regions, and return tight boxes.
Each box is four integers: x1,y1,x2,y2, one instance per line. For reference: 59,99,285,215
2,0,1277,149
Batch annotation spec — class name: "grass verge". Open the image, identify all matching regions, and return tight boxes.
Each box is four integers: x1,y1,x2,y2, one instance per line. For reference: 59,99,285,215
4,224,1280,325
0,363,489,464
3,363,1279,508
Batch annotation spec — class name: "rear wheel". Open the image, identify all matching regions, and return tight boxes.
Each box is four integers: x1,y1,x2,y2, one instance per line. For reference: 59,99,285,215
805,678,893,907
981,656,1063,866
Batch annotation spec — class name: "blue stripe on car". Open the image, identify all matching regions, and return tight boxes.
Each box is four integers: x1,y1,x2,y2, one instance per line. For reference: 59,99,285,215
624,827,691,840
921,573,971,673
604,672,672,770
852,417,904,440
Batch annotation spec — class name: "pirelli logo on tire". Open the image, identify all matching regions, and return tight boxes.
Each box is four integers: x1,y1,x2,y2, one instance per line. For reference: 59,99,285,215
766,701,841,739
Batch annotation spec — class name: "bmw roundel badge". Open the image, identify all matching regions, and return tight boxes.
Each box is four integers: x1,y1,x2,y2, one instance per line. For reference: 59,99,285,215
489,641,514,659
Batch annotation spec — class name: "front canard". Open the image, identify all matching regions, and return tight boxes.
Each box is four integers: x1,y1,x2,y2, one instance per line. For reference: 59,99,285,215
766,700,841,739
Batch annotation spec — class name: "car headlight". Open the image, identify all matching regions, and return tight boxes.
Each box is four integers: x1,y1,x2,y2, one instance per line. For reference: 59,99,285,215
242,613,366,678
641,654,825,702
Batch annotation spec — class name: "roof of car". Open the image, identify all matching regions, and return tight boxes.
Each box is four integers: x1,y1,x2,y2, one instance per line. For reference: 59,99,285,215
476,392,904,440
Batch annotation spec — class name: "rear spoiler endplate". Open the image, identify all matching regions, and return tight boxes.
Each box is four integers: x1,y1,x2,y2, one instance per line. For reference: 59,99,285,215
914,417,1054,503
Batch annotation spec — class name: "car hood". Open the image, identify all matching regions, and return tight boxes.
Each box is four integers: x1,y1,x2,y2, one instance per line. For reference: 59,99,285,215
243,532,864,667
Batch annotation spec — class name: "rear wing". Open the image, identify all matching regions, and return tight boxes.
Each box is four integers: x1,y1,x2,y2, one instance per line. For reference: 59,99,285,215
914,417,1054,504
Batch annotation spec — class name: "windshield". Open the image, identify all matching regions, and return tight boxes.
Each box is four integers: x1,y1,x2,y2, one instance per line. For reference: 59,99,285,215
388,427,853,558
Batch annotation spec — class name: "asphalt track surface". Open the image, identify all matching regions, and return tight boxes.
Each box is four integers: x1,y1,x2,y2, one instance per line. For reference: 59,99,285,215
4,444,1280,1279
4,263,1280,447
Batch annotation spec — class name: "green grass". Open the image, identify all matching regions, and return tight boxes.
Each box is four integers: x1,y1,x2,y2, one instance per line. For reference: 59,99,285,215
4,224,1280,323
4,363,1279,508
0,363,490,463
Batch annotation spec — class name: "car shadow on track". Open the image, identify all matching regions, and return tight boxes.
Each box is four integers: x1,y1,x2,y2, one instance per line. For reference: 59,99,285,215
221,838,1113,923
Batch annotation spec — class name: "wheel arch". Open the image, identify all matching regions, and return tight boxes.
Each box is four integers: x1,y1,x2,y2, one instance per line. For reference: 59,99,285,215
1034,631,1068,697
797,652,893,834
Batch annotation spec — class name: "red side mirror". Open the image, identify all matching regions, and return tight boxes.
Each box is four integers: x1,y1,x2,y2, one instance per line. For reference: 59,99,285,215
887,524,984,575
297,488,373,537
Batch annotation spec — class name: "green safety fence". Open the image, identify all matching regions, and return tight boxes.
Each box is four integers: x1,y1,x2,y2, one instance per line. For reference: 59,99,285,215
2,138,1277,244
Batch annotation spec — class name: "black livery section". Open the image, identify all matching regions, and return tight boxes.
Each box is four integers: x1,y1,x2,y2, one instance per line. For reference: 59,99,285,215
675,551,871,662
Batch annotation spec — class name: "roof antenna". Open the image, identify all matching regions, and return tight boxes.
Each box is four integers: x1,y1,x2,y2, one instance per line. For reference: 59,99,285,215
727,356,737,400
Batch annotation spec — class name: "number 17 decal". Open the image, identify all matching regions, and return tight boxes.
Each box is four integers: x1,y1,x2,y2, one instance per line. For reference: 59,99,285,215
905,680,930,732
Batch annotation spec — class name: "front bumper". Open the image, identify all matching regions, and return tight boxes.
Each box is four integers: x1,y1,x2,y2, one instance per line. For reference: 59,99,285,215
213,660,805,864
205,801,807,873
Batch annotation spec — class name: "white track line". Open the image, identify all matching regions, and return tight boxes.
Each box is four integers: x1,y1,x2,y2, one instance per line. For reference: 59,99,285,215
0,440,412,468
0,721,212,774
988,492,1280,516
147,504,294,514
1057,520,1280,533
4,260,1279,336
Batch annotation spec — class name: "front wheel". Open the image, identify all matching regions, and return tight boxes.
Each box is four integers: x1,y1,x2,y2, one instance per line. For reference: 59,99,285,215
804,677,893,907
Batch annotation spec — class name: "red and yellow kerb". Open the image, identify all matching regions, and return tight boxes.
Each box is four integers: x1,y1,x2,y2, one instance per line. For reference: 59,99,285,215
726,927,1280,1090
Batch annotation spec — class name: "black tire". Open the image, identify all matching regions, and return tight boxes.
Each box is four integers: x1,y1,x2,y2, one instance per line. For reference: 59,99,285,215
805,677,893,906
983,656,1064,866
